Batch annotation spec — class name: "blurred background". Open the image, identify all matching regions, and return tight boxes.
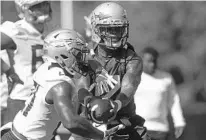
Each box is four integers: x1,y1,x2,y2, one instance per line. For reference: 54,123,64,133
1,1,206,140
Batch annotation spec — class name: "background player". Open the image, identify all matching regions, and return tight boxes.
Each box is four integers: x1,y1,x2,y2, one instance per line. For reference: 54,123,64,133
0,0,52,122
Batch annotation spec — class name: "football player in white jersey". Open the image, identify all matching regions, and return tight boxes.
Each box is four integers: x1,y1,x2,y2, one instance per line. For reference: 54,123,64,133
1,29,126,140
1,50,11,126
0,0,52,122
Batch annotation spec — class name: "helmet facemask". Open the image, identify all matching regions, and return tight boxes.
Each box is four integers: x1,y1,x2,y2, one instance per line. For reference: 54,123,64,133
96,24,129,49
69,46,90,76
17,1,52,24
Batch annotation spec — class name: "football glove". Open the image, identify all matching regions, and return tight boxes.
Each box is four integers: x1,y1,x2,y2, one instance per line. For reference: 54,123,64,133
104,124,129,140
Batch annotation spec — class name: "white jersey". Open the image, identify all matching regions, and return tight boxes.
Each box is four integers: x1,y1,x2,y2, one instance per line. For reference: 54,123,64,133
0,19,44,100
135,71,185,132
13,62,75,140
0,50,10,110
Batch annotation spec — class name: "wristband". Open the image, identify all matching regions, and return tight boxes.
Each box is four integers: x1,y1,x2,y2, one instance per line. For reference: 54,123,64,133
114,100,122,111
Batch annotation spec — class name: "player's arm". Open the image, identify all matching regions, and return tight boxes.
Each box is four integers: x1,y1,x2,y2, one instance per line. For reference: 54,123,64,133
168,77,186,138
1,32,16,50
75,75,90,90
0,31,23,85
50,81,104,140
115,55,143,108
1,56,10,74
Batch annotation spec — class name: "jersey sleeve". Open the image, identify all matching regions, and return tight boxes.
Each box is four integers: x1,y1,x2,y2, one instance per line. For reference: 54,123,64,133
168,75,186,127
0,21,18,38
0,50,11,72
33,64,75,89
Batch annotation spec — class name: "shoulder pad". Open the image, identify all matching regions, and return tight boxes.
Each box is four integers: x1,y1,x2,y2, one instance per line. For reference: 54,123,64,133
0,21,18,38
1,32,16,50
126,42,135,52
33,63,74,87
124,43,140,61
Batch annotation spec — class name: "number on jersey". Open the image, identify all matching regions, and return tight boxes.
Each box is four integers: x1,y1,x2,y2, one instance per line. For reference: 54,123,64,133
32,44,44,73
22,84,39,117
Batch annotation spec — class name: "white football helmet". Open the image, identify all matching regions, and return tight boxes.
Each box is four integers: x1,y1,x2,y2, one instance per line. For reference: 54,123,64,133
90,2,129,49
14,0,52,24
43,29,89,76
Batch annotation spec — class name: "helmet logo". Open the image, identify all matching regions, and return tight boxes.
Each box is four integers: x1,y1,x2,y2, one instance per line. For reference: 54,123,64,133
91,104,99,111
93,12,111,21
122,10,127,18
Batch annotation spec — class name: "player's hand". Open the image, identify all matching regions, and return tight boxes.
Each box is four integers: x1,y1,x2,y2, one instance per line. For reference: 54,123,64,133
105,99,122,121
104,124,129,140
95,69,118,96
6,68,24,94
5,68,24,85
175,126,184,138
87,59,120,96
104,133,129,140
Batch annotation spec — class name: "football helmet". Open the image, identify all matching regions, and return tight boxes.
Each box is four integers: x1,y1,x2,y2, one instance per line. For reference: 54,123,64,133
14,0,52,24
90,2,129,49
43,29,89,76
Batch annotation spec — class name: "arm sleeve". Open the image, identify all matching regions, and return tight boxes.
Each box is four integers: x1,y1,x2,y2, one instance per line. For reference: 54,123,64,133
168,77,186,127
116,54,143,107
0,50,10,73
1,32,16,50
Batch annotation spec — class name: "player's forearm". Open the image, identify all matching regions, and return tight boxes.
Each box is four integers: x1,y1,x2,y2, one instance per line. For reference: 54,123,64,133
116,85,138,107
52,82,103,139
117,58,142,108
1,58,10,73
1,32,16,50
171,94,186,127
65,115,104,140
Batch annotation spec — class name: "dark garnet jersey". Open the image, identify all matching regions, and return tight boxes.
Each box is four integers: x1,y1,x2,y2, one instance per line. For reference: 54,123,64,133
88,41,143,117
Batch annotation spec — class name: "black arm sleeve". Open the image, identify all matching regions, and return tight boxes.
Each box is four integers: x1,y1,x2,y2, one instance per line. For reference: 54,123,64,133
1,32,16,50
116,54,143,107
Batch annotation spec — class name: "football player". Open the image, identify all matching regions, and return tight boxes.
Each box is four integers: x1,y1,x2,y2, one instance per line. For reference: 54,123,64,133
72,2,150,140
0,0,52,122
1,29,126,140
0,51,10,126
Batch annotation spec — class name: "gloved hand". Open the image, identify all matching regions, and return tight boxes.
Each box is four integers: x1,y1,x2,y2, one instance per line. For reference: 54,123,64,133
6,68,24,85
104,124,129,140
95,69,120,98
105,99,122,121
104,133,129,140
87,58,120,97
5,68,24,94
95,69,119,96
175,126,185,139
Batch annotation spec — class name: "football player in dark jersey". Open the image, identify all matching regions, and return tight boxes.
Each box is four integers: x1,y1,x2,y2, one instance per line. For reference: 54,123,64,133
72,2,150,140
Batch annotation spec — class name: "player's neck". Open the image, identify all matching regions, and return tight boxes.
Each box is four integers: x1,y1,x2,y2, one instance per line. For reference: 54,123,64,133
144,69,156,76
98,45,114,58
